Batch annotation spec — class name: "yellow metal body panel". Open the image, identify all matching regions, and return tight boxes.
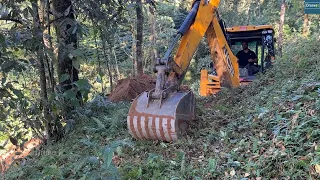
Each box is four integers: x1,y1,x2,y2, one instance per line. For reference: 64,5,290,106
200,69,221,96
168,0,239,92
174,0,219,69
206,15,240,88
167,0,220,83
226,25,274,32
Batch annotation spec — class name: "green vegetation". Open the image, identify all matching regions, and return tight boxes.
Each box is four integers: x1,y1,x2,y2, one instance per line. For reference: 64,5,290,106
1,0,320,179
4,37,320,179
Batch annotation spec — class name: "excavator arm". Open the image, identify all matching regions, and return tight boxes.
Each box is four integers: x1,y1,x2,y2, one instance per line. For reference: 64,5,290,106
127,0,240,142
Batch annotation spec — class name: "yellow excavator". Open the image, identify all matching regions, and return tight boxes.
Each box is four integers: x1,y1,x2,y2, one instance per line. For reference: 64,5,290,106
200,24,275,95
127,0,275,142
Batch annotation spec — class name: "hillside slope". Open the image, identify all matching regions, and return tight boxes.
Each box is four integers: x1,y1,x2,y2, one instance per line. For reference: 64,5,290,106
3,37,320,179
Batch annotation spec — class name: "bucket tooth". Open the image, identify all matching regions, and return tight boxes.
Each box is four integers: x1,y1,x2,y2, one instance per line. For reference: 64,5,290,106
127,91,195,142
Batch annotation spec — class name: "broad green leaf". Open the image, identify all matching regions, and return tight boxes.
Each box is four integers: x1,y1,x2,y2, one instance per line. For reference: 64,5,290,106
92,117,106,129
291,95,303,101
79,139,96,147
87,156,99,165
109,140,134,149
22,7,29,18
72,59,80,70
63,89,77,99
60,74,70,83
11,89,23,98
9,101,16,108
72,24,78,34
1,61,16,73
71,49,85,58
102,147,114,169
74,79,90,90
71,98,80,107
180,151,185,172
208,158,217,172
64,5,71,16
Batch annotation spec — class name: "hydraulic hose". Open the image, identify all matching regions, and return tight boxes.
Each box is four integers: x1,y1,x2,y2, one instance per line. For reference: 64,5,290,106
163,1,200,61
178,1,200,35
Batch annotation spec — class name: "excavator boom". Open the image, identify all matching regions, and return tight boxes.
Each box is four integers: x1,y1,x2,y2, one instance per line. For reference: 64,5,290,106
128,0,240,142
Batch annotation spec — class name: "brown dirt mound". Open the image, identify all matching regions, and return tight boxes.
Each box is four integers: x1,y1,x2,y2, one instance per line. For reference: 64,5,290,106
109,74,156,102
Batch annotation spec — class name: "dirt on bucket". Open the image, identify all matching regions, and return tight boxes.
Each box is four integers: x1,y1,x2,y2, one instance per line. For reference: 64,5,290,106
109,74,156,102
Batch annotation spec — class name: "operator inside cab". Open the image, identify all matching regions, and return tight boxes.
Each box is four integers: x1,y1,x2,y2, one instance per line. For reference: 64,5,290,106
236,41,259,76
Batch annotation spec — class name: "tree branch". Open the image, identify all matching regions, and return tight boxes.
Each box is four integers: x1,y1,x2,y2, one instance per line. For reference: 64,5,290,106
0,17,23,24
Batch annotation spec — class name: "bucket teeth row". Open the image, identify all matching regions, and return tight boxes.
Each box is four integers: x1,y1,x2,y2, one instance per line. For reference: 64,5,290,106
127,115,178,142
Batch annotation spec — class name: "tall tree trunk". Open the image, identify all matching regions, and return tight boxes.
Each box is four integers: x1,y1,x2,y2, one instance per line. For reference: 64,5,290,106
93,23,104,93
109,46,118,83
52,0,80,98
112,47,120,81
278,0,286,57
32,2,50,139
136,0,144,75
51,0,79,140
131,24,136,76
246,0,252,25
46,0,56,92
302,14,309,37
102,40,113,92
40,0,54,93
148,5,157,72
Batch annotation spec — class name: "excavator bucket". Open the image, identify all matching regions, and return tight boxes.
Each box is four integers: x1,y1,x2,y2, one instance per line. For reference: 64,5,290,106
127,90,195,142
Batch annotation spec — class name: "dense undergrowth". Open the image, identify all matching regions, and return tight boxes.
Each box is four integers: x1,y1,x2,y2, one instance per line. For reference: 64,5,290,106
3,37,320,179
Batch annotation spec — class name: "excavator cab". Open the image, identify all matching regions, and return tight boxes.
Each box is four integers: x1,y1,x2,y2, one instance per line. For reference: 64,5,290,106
226,25,276,82
200,25,276,95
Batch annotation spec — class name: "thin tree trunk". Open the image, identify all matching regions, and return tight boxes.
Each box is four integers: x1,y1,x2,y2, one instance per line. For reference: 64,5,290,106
259,0,263,17
102,41,113,92
136,0,144,75
131,24,136,76
47,0,55,92
302,14,309,37
278,0,286,57
93,23,104,93
246,0,252,25
131,25,137,76
148,6,157,72
40,0,54,92
108,46,118,83
112,47,120,81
